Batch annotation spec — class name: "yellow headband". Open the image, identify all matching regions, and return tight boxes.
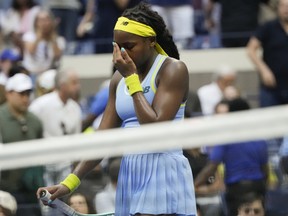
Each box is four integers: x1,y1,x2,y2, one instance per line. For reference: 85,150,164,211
114,17,168,56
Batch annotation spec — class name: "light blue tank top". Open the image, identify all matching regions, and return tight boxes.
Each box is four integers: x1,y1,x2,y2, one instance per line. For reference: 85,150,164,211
116,54,185,129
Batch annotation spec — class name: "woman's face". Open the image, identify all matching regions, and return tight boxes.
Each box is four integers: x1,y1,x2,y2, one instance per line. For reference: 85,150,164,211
238,200,265,216
69,194,89,214
36,12,54,33
113,30,153,69
278,0,288,23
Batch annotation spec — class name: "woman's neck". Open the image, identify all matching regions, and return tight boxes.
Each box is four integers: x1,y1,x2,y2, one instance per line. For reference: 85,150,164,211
138,51,158,81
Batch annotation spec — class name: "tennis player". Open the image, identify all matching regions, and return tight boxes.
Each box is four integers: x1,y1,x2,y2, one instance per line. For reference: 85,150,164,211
37,2,197,216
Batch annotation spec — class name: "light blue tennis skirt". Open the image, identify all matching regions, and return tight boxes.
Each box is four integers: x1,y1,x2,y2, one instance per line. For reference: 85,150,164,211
115,150,197,216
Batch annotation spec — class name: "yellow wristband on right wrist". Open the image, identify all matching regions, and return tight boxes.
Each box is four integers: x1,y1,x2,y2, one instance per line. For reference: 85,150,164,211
60,173,81,192
125,73,143,96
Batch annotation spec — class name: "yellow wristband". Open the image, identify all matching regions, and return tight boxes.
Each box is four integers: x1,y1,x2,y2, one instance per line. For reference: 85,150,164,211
125,73,143,96
60,173,81,192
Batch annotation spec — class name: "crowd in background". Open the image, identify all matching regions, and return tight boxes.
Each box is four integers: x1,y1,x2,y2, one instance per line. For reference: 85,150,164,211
0,0,280,55
0,0,288,216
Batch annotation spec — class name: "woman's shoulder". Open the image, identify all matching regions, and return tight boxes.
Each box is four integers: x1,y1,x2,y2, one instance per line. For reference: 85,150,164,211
160,56,188,77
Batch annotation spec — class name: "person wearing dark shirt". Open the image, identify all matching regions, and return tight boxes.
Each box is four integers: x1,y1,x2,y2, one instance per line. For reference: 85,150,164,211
78,0,142,53
0,73,43,216
247,0,288,107
206,0,268,47
195,98,269,216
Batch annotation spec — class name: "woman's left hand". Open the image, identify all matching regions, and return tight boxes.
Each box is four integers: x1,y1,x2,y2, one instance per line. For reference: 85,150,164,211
112,42,137,77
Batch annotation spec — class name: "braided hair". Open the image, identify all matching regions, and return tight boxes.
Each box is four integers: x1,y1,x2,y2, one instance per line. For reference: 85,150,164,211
122,2,180,60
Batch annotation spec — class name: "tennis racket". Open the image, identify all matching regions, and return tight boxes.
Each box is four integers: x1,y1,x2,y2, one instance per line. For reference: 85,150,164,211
40,189,114,216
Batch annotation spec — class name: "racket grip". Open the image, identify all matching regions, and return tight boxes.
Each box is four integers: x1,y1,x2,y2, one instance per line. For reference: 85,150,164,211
40,189,77,216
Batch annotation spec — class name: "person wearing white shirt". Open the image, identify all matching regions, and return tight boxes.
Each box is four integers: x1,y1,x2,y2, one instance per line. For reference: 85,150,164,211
22,10,65,75
197,65,237,115
29,68,81,216
0,0,40,50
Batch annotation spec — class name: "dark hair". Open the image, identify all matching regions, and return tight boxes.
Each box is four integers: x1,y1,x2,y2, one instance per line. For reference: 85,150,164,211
228,97,250,112
8,65,29,77
121,2,180,59
12,0,36,10
0,205,14,216
214,99,229,113
237,193,265,212
67,193,96,214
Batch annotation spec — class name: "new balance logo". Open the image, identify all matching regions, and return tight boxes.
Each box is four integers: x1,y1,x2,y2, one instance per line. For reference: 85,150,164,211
121,21,129,26
143,86,150,94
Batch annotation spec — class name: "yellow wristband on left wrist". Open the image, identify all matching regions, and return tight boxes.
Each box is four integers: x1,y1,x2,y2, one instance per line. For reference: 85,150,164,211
60,173,81,192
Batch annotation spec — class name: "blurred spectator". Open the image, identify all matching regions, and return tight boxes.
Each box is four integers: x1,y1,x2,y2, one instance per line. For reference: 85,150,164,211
195,98,269,216
184,148,224,216
0,49,21,104
67,192,96,214
0,0,40,52
0,49,21,105
247,0,288,189
237,193,265,216
223,85,241,101
214,99,229,114
205,0,268,47
192,0,222,49
247,0,288,107
0,190,17,216
82,79,110,131
82,66,116,131
35,69,57,97
149,0,194,49
0,73,43,216
29,68,81,216
94,157,121,213
0,64,30,105
184,90,202,118
197,65,237,115
76,0,95,39
259,0,278,24
0,49,21,86
47,0,82,54
8,65,29,78
22,10,65,76
77,0,142,54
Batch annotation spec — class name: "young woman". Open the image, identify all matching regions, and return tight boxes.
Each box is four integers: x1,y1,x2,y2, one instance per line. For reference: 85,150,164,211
67,193,96,214
37,3,197,216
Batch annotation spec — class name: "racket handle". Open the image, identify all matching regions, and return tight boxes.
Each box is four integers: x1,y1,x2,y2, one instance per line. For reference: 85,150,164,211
40,189,77,216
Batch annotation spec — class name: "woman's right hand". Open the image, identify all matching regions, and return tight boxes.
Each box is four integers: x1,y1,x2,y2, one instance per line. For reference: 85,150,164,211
36,184,70,204
112,42,137,77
